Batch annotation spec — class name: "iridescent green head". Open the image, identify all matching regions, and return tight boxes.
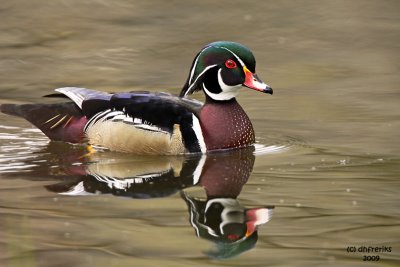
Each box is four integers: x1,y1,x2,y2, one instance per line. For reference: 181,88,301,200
180,41,272,101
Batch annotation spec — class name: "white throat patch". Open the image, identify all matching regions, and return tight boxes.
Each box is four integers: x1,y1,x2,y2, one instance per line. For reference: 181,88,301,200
203,68,241,101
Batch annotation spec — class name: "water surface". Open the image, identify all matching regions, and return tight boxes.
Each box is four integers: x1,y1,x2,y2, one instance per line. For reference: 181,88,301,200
0,1,399,266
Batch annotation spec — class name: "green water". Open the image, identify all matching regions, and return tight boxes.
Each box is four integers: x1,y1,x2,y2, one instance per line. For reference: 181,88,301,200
0,1,399,266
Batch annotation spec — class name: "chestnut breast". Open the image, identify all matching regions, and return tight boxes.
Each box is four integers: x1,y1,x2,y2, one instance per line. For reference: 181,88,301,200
199,99,255,150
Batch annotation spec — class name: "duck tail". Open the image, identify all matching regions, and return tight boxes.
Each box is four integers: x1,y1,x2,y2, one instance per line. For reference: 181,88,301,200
1,102,87,143
1,103,24,117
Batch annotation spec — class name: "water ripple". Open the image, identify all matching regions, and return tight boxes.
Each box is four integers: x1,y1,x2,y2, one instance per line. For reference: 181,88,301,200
0,125,49,173
254,135,306,156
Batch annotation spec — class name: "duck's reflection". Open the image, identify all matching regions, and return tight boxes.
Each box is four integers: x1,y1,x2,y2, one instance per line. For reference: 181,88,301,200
179,149,274,259
15,143,274,258
46,152,201,198
182,192,273,259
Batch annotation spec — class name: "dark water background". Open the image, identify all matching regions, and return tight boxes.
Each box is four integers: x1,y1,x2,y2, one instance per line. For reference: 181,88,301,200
0,1,399,266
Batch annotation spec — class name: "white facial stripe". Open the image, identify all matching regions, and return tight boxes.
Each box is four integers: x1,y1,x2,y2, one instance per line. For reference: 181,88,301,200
203,82,240,101
185,64,218,96
189,46,212,84
192,114,206,153
207,69,241,101
217,68,241,92
218,47,245,67
189,55,200,85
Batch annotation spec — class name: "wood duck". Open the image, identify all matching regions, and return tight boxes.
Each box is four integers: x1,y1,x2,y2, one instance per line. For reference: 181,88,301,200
1,41,273,154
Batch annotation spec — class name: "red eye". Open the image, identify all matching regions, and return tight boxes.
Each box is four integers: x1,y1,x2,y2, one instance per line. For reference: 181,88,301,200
225,59,237,69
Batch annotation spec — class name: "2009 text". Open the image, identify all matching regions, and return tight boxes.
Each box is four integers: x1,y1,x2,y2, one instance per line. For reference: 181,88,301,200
363,255,380,261
346,246,392,261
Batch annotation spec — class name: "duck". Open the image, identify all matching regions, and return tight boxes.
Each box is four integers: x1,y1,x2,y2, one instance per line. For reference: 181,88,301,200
0,41,273,154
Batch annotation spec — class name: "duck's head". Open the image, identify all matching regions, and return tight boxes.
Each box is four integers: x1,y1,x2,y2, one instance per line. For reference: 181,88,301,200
180,41,273,101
